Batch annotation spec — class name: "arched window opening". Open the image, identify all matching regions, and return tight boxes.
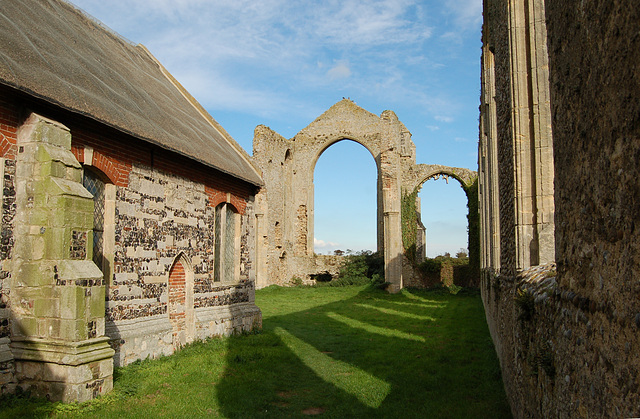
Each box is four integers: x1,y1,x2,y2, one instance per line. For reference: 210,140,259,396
313,140,377,255
214,203,239,282
82,165,115,282
83,167,106,268
418,176,468,258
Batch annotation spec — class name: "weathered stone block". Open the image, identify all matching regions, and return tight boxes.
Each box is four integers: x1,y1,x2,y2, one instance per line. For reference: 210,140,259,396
12,317,37,338
37,317,61,339
43,227,66,260
90,287,105,319
39,161,67,178
47,177,92,200
33,298,59,318
17,262,51,287
66,166,83,184
14,359,43,380
59,286,85,320
59,318,86,341
28,208,49,226
32,120,72,149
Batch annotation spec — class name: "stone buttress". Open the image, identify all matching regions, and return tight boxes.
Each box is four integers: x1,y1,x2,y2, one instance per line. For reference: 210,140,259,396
10,113,113,402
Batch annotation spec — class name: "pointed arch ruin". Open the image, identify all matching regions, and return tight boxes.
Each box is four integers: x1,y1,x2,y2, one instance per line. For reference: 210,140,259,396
252,100,478,291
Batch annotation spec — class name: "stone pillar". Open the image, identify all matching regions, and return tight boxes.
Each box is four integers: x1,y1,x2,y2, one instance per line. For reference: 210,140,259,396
10,113,114,402
380,147,403,292
384,210,403,292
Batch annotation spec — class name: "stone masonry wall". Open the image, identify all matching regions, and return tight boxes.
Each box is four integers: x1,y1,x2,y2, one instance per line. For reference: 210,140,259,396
0,90,18,391
0,87,262,373
71,125,260,366
480,0,640,417
484,0,516,277
545,0,640,415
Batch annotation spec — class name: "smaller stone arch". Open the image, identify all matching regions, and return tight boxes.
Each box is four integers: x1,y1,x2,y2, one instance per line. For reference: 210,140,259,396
406,164,478,194
168,252,195,349
402,164,479,285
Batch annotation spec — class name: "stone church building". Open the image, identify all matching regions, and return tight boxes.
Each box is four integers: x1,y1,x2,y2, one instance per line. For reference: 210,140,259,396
0,0,262,401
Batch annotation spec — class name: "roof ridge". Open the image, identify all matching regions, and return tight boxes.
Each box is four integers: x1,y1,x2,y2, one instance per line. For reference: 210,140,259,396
137,44,263,186
63,0,136,47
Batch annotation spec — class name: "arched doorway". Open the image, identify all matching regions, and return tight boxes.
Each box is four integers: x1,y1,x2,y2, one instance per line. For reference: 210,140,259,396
417,174,469,258
168,254,194,349
402,167,479,287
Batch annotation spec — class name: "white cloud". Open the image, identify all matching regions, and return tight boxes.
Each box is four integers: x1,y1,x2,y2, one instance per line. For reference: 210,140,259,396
311,0,432,46
327,61,352,80
443,0,482,30
314,238,340,248
435,115,454,123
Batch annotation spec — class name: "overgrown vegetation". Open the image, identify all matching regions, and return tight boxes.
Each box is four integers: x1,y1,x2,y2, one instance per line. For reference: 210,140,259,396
527,340,556,379
0,285,511,418
514,288,535,322
463,178,480,279
401,189,419,263
416,254,474,288
315,250,386,288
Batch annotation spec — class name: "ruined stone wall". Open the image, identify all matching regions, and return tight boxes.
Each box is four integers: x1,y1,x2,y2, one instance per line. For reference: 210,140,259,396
485,0,516,277
480,0,640,417
252,101,406,289
253,100,477,291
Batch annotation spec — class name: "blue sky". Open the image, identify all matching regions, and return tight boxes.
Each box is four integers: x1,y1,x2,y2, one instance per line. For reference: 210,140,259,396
69,0,482,257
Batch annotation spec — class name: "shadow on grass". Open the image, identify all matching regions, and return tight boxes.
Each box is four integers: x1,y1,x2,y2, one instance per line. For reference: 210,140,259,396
0,285,511,418
215,285,511,418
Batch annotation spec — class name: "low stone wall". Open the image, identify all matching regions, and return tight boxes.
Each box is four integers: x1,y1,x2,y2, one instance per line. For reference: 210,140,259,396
107,299,261,367
482,264,640,418
277,254,344,286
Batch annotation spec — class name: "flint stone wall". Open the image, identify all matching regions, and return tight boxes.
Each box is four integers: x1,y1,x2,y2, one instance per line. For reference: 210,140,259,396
103,161,261,366
480,0,640,417
0,87,262,388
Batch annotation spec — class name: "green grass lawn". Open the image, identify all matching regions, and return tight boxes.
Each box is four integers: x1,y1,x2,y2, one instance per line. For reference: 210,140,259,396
0,285,512,418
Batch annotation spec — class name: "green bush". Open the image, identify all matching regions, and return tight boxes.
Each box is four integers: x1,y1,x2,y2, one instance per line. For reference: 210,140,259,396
418,258,442,274
318,251,384,287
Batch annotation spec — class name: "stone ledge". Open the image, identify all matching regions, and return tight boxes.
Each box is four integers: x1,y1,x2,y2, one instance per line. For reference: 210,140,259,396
10,336,114,365
0,337,13,363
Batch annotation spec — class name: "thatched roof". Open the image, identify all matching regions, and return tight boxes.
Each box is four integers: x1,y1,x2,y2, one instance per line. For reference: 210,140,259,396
0,0,262,186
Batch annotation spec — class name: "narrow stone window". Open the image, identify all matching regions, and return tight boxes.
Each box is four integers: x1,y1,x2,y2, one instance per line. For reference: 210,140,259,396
82,167,105,268
214,203,239,282
82,166,115,282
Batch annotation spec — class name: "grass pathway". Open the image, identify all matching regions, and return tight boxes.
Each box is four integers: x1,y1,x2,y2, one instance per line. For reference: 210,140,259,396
0,285,512,418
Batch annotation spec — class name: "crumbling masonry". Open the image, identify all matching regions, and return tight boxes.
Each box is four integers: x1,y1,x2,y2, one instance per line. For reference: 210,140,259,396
251,100,477,292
